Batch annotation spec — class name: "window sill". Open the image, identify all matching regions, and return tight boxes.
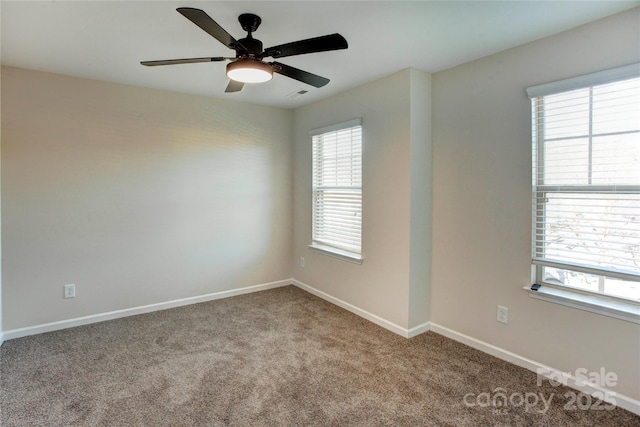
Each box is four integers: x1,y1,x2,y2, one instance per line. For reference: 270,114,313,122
308,244,364,264
524,285,640,324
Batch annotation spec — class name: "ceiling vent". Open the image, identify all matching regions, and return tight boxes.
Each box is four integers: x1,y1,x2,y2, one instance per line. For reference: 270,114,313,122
288,89,309,99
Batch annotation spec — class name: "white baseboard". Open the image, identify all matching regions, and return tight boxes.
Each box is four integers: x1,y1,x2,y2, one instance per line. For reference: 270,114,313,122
429,322,640,416
291,279,429,338
2,279,291,342
407,321,431,338
2,278,637,416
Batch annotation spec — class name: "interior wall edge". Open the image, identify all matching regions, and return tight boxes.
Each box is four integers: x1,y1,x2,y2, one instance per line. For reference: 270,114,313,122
291,278,429,338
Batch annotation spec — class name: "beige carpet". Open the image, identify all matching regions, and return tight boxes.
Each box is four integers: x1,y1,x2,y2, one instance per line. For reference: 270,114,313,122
1,285,638,426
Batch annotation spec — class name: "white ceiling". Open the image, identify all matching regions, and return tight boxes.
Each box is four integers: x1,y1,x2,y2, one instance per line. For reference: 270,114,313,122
2,1,638,109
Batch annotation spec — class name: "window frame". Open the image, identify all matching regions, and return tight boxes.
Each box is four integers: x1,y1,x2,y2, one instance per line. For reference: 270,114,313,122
526,63,640,323
309,118,364,263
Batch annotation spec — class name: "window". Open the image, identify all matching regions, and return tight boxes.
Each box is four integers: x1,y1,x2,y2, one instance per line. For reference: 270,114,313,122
310,119,363,262
527,63,640,315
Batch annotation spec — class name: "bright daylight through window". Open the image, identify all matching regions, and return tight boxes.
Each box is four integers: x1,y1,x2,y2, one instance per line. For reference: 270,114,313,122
310,119,362,261
528,64,640,305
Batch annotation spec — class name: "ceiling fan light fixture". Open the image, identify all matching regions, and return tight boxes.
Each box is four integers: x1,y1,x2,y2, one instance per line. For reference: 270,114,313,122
226,59,273,83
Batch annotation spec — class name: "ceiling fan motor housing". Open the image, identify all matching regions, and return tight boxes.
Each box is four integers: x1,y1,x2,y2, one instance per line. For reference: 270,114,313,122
237,37,263,56
236,13,264,56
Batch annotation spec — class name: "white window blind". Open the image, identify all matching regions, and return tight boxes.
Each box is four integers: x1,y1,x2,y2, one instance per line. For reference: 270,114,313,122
311,119,362,257
528,64,640,302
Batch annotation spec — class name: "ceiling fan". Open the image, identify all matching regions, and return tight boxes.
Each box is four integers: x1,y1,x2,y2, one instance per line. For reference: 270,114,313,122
141,7,348,93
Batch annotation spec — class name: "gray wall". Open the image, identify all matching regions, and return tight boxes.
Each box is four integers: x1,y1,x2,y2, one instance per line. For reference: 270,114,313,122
0,64,3,340
431,8,640,400
292,68,432,330
2,67,293,330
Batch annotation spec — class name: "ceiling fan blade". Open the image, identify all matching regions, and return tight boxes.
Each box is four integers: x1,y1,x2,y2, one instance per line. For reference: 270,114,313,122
141,57,228,66
177,7,246,52
225,80,245,93
271,62,329,88
264,33,347,59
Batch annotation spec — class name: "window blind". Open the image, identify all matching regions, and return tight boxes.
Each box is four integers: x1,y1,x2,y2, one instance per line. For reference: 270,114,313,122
311,120,362,255
529,67,640,300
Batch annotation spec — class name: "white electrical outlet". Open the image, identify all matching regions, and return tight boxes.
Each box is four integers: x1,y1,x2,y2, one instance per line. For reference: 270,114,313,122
497,306,509,324
64,284,76,299
300,257,305,268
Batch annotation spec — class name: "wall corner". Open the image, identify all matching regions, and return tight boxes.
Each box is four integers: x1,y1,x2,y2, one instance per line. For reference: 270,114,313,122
408,68,433,328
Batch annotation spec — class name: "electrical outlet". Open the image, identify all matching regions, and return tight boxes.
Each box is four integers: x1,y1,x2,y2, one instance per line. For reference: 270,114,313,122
64,284,76,299
300,257,305,268
497,306,509,324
